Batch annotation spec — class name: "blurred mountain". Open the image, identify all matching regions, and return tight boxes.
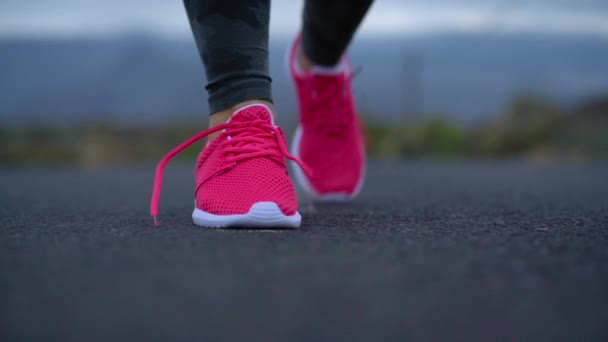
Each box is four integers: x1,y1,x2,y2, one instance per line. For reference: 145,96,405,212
1,33,607,125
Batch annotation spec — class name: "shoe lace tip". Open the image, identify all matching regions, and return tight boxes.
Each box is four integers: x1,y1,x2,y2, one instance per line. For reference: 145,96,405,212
153,216,160,227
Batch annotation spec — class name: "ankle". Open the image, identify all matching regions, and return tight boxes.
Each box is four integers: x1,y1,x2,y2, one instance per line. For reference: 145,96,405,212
297,47,315,73
297,47,346,75
208,100,275,142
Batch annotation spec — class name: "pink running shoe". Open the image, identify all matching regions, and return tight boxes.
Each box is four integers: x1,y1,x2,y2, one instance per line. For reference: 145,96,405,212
288,35,366,201
150,104,310,228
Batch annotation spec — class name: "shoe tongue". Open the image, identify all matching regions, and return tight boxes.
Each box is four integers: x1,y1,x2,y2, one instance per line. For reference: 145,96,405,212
228,104,275,126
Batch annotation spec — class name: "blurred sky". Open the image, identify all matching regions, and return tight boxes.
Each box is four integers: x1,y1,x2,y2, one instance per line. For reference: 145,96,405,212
1,0,607,39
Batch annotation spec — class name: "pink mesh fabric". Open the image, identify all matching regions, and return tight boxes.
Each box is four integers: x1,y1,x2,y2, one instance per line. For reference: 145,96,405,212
196,156,297,215
289,35,365,195
228,105,272,123
150,104,310,224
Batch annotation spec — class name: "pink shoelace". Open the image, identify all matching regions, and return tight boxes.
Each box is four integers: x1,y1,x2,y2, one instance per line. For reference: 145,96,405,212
150,119,311,226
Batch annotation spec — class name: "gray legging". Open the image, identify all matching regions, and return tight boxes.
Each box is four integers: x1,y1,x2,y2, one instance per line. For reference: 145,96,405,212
183,0,374,114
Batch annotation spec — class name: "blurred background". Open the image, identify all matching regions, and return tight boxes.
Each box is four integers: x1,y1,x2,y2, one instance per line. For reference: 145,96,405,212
1,0,607,166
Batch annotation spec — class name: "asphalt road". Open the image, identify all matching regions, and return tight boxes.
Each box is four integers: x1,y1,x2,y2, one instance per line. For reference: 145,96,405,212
1,160,607,341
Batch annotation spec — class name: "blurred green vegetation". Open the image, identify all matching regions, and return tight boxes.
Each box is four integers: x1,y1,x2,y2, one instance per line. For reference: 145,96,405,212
1,93,607,167
0,124,203,167
367,93,608,160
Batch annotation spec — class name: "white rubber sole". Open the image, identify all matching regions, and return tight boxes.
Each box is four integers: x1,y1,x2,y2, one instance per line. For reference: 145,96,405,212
192,202,301,229
290,126,366,202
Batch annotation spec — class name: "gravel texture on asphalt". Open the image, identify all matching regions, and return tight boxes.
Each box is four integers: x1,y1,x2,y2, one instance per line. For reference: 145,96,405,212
1,161,607,341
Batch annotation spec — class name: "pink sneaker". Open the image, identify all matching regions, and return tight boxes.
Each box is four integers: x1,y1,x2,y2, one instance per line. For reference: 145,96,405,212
288,35,366,201
150,104,310,228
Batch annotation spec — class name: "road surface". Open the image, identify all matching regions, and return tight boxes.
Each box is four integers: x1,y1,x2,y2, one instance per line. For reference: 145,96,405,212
1,160,607,341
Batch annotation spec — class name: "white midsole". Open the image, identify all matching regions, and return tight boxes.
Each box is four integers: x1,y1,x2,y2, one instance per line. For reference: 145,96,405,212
192,202,301,228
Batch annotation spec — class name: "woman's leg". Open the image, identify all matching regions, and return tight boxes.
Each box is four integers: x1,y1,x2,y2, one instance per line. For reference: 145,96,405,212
183,0,272,129
152,0,304,228
299,0,374,69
